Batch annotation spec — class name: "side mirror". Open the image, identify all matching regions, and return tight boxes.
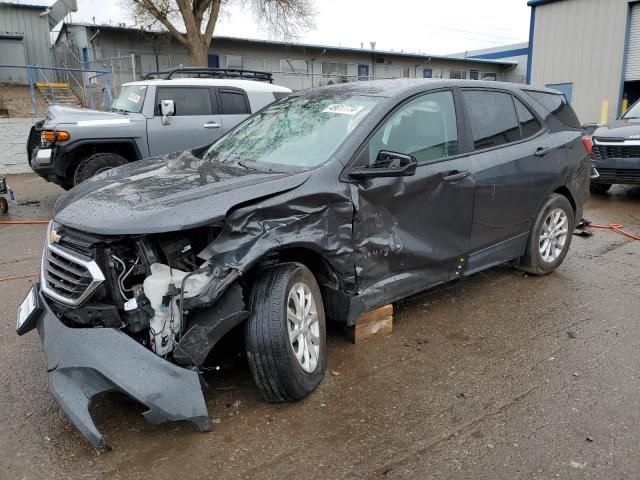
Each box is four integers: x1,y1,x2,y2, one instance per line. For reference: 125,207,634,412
161,99,175,125
348,150,418,180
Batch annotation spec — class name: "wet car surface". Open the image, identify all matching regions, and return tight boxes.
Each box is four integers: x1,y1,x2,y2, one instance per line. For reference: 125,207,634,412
1,173,639,479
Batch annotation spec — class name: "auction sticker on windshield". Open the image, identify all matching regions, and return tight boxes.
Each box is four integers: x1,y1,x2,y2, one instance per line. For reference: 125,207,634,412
323,104,365,115
127,92,142,103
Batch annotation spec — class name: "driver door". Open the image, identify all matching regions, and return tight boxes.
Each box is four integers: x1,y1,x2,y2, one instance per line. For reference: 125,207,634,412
349,89,475,307
147,86,224,156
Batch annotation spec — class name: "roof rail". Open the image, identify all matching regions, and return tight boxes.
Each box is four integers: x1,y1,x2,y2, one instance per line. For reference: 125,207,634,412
143,67,273,83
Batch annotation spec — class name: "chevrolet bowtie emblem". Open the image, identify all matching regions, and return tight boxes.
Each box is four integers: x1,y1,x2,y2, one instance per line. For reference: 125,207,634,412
49,229,61,243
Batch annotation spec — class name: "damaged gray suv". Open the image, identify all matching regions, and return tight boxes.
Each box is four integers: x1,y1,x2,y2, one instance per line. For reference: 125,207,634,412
17,79,590,450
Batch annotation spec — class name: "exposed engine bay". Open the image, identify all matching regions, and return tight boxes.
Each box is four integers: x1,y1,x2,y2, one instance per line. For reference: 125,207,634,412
42,221,245,364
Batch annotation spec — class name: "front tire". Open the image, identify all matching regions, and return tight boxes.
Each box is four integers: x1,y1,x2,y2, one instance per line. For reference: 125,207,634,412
518,193,574,275
73,152,128,185
245,263,326,402
590,182,612,195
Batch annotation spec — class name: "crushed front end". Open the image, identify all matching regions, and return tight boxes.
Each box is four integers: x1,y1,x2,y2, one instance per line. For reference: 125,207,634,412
18,221,248,449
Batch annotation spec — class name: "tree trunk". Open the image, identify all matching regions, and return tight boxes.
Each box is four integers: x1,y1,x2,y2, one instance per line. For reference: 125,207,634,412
186,40,210,67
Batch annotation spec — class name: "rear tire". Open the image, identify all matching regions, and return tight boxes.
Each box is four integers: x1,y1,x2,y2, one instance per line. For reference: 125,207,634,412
590,182,612,195
517,193,574,276
73,152,128,185
0,197,7,214
245,263,326,403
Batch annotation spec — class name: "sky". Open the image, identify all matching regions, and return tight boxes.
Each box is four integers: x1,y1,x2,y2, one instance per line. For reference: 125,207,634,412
57,0,531,55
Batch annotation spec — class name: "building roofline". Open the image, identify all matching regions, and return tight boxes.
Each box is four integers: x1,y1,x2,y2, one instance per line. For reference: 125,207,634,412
527,0,561,6
0,1,49,9
57,22,518,67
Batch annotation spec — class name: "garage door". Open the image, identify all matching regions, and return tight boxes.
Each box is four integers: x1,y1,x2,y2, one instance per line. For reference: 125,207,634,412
0,37,27,84
625,3,640,81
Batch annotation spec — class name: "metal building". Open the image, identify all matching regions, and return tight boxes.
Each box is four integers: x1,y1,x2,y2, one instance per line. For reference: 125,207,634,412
0,1,53,83
54,22,522,92
528,0,639,124
0,0,77,83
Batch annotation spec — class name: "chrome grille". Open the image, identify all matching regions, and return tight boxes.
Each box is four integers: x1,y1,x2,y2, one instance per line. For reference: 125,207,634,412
41,243,105,306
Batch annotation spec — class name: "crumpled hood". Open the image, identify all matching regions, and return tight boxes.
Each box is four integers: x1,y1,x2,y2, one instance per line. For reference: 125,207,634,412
44,105,140,127
593,118,640,140
54,149,311,235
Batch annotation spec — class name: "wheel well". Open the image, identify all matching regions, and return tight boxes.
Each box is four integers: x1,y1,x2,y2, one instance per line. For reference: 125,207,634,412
246,247,341,291
554,186,576,213
65,142,139,177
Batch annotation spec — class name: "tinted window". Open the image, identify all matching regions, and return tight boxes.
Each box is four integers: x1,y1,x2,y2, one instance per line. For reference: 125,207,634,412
368,90,458,165
524,91,581,129
463,90,521,150
514,97,542,138
219,89,250,115
156,87,213,116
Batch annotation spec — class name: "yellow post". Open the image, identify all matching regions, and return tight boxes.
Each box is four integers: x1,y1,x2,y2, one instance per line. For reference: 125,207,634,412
621,96,629,115
600,100,609,125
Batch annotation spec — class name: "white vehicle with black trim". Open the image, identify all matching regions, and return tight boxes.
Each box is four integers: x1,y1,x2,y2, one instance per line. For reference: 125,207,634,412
27,68,291,189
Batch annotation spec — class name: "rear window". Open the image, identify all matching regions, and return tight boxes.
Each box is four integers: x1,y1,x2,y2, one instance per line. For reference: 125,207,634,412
463,90,521,150
219,89,250,115
524,90,581,129
514,97,543,138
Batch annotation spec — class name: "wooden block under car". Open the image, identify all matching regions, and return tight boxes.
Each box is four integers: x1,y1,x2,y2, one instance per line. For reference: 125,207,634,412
347,304,393,344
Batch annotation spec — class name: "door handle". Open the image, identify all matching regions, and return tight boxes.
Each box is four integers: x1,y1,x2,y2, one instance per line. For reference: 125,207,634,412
203,122,221,129
535,146,553,157
441,170,471,182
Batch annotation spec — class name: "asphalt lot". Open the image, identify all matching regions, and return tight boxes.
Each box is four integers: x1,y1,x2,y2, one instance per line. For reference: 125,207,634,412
1,173,639,480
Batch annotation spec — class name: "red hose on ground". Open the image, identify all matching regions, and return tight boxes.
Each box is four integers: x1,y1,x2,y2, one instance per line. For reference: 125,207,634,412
0,220,50,225
586,222,640,241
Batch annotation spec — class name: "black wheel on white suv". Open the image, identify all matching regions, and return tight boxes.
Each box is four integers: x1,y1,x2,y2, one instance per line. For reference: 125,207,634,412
73,152,128,185
245,263,327,402
518,193,574,276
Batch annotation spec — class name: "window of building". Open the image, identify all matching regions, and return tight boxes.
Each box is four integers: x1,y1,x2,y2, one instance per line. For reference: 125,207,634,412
423,68,433,79
514,97,542,138
280,59,307,74
470,70,479,80
481,72,497,81
155,87,213,116
463,90,521,150
322,62,348,77
226,55,243,69
451,70,467,80
219,89,250,115
367,90,458,165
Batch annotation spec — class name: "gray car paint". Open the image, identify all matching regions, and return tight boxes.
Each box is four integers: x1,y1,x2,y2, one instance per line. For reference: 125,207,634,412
24,79,590,449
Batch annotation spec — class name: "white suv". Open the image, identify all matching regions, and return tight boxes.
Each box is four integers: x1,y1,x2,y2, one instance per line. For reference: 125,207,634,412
28,68,292,188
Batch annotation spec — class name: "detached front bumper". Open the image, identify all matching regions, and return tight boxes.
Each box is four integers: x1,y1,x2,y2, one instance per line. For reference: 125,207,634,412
36,293,211,450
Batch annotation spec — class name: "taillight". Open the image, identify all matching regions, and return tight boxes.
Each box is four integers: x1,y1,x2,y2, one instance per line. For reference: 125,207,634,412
581,135,593,157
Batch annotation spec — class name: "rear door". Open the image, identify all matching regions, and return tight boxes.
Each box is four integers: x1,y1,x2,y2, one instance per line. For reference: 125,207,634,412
147,86,223,156
461,88,564,274
217,87,251,134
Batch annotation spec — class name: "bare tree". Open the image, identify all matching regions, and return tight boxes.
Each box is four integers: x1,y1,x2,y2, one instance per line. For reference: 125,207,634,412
129,0,314,67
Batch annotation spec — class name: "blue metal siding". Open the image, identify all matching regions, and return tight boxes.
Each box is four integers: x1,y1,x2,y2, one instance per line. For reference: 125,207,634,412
526,6,536,84
468,48,530,60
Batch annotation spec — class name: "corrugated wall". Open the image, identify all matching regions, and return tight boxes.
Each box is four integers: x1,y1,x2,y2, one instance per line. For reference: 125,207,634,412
530,0,628,124
0,5,53,67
